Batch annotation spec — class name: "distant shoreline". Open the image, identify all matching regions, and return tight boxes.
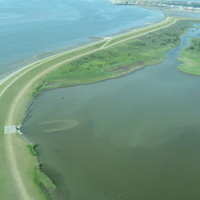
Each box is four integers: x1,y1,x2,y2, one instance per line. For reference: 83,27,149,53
110,0,200,13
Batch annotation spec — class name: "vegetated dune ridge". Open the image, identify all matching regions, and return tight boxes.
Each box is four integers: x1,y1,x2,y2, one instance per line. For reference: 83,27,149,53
0,16,198,200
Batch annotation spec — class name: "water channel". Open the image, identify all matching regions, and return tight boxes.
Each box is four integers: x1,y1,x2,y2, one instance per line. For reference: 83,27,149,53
22,28,200,200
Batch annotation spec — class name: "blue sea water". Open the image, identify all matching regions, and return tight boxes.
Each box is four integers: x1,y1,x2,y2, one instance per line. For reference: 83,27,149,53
0,0,164,75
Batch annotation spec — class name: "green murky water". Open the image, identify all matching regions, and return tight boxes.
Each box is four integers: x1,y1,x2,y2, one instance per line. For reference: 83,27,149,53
22,28,200,200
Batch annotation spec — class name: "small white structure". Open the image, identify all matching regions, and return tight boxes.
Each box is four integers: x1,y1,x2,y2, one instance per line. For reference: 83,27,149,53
4,125,21,134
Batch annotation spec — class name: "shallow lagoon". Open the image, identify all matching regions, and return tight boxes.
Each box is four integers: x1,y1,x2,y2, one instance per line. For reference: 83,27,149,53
22,28,200,200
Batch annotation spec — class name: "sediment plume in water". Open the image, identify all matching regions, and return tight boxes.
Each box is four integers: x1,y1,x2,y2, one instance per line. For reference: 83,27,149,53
40,120,79,133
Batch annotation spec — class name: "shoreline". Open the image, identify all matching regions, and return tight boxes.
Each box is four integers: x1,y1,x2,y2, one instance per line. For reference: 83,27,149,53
0,16,194,200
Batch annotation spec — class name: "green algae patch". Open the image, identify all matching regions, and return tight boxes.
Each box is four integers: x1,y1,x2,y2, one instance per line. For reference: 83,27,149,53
178,37,200,75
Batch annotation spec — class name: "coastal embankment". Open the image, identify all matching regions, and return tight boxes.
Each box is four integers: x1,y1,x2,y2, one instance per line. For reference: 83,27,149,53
0,16,198,200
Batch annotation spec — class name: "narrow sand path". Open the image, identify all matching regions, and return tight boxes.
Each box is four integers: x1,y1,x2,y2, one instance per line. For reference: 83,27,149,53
5,135,31,200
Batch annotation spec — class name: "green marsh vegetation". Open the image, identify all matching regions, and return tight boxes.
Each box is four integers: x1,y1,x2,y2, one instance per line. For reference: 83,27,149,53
34,164,59,200
37,19,197,92
27,144,58,199
178,37,200,75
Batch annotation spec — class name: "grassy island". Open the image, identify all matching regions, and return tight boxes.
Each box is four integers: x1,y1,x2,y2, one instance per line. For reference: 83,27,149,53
178,37,200,75
0,17,199,200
